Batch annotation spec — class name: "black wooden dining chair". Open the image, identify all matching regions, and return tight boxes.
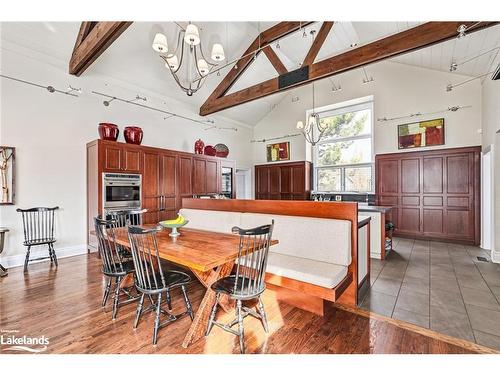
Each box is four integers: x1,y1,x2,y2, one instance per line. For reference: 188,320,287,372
128,226,194,345
16,207,59,273
108,208,147,260
94,217,139,320
108,208,147,228
205,221,274,354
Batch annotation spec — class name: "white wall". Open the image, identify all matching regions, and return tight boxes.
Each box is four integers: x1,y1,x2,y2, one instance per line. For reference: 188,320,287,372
252,61,482,167
0,46,253,261
481,67,500,262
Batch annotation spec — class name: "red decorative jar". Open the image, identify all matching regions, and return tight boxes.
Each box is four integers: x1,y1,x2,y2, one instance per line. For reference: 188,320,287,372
98,123,119,141
124,126,143,145
204,145,216,156
194,139,205,154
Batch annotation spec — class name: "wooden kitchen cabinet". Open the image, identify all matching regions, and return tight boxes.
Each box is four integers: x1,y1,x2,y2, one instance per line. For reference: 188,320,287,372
87,139,235,248
375,146,480,245
255,161,312,201
102,142,141,173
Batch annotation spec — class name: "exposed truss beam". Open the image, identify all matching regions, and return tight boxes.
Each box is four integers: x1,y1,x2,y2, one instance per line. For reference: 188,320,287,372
202,21,313,107
69,21,132,76
263,46,288,74
200,21,497,116
303,21,334,66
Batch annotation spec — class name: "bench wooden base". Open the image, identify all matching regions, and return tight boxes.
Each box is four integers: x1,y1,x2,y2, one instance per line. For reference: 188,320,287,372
264,272,354,316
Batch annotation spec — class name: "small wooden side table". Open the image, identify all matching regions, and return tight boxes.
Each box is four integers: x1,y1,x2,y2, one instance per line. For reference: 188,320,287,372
0,227,9,277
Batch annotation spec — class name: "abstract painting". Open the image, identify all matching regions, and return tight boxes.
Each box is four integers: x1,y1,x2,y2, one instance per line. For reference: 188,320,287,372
398,118,445,149
266,142,290,162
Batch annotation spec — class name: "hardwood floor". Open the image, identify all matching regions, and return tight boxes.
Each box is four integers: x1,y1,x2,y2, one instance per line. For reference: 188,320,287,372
0,254,496,354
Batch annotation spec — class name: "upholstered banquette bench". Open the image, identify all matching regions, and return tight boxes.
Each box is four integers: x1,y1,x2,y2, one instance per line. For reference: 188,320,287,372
180,199,369,315
180,199,368,314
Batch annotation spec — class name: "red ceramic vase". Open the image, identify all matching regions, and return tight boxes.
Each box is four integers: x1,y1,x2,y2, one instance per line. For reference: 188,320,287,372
124,126,143,145
204,145,216,156
194,139,205,154
98,123,119,141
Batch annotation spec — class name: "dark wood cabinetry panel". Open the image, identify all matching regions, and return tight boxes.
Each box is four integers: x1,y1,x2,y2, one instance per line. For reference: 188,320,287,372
142,150,161,224
255,161,312,201
103,144,122,171
206,160,219,194
401,158,420,194
376,146,480,245
193,157,207,194
87,140,235,248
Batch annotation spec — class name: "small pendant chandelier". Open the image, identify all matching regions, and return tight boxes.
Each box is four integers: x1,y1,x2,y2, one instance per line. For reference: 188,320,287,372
296,82,327,146
152,23,225,96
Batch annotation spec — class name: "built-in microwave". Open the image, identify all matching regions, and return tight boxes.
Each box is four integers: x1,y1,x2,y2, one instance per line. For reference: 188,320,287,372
102,173,142,211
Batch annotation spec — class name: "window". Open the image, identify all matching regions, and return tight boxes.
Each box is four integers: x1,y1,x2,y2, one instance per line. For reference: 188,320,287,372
313,98,373,193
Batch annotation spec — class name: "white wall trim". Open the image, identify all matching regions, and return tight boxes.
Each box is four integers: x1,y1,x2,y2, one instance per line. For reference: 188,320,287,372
0,244,92,269
491,250,500,264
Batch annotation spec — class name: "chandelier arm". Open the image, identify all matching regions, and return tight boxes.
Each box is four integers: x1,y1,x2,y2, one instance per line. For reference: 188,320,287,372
193,47,205,79
171,30,184,57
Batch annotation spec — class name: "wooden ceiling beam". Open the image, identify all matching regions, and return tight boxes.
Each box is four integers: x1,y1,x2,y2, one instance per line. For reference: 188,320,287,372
303,21,334,66
202,21,313,106
69,21,132,76
200,21,498,116
262,46,288,75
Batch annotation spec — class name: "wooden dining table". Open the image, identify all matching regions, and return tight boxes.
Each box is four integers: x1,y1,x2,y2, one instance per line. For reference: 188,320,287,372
111,225,278,348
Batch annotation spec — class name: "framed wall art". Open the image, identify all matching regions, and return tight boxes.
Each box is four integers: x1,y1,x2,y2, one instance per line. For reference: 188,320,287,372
266,142,290,162
0,146,15,205
398,118,445,150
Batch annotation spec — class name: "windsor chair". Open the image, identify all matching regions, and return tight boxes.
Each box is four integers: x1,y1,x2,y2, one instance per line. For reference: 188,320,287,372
16,207,59,273
205,221,274,354
94,217,139,319
127,226,194,345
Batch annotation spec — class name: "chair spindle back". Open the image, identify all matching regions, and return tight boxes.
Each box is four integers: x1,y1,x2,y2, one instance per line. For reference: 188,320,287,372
16,207,59,244
94,217,127,276
232,220,274,298
108,208,147,228
127,226,166,293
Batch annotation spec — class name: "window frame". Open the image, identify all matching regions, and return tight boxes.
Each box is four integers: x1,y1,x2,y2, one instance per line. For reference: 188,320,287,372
312,98,375,194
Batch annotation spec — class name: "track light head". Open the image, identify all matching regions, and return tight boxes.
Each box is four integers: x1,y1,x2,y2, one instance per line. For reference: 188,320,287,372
450,62,458,72
457,24,467,39
446,84,453,92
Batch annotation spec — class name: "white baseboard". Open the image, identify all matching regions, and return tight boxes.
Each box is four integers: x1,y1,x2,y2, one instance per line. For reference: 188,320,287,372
0,244,91,269
491,249,500,264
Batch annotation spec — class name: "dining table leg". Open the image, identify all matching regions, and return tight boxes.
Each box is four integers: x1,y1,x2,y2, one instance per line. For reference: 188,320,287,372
182,261,234,348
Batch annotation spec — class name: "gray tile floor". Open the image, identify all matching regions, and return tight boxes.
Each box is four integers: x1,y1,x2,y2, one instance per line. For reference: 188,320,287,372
360,237,500,350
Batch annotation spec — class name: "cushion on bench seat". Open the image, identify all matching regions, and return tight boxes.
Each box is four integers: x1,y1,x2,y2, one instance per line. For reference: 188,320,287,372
265,252,348,289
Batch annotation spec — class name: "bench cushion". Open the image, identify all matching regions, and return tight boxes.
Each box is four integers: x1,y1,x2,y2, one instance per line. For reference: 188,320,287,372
240,212,351,267
179,208,241,234
266,252,348,289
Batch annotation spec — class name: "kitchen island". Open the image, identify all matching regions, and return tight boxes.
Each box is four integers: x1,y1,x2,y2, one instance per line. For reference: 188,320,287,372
358,205,393,260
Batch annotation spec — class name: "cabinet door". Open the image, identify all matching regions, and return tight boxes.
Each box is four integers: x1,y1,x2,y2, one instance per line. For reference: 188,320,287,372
291,164,306,199
269,166,281,199
193,158,207,194
206,160,219,194
103,144,122,171
256,166,270,200
142,151,161,224
122,148,141,173
160,153,177,197
280,166,291,194
178,156,193,196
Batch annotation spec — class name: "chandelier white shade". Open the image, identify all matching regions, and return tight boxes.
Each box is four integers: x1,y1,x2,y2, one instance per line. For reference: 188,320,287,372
184,24,201,46
211,43,225,61
296,121,304,130
152,33,169,53
152,23,226,96
197,59,209,76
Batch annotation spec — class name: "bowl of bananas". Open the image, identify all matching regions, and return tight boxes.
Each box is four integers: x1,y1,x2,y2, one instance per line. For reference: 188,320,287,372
159,214,189,237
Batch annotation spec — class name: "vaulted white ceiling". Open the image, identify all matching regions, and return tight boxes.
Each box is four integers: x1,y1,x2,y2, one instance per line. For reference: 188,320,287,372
2,21,499,126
